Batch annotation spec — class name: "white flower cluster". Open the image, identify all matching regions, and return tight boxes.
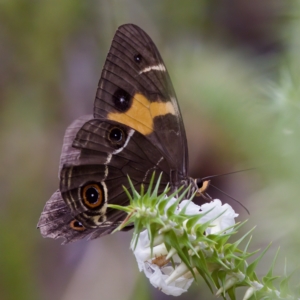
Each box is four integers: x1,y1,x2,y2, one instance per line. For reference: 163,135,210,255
132,199,238,296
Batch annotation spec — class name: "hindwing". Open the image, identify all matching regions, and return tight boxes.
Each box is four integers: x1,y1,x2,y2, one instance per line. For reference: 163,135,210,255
38,117,171,242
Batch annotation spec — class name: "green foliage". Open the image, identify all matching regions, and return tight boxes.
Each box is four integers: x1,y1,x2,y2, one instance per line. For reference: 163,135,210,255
109,174,300,299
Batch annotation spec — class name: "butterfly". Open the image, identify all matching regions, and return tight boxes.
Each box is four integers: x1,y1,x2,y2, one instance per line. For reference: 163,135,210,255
37,24,208,244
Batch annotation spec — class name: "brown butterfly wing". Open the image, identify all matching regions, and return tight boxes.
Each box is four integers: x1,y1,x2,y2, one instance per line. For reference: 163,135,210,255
94,24,188,178
38,117,171,243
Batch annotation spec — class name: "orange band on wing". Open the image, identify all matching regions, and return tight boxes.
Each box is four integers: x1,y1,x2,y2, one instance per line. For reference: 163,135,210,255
107,93,175,135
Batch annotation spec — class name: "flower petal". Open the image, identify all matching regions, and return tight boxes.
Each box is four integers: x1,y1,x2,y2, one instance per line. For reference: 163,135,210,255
200,199,238,234
133,230,194,296
178,200,201,215
147,264,194,296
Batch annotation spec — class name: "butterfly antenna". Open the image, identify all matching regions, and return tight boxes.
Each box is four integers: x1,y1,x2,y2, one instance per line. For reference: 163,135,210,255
201,168,255,182
209,183,250,215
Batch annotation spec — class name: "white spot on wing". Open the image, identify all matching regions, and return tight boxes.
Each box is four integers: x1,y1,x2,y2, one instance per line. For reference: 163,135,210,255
113,129,134,154
105,153,112,165
139,64,166,74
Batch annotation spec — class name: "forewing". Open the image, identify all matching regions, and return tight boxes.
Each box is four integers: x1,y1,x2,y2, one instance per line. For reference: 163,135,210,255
94,24,188,176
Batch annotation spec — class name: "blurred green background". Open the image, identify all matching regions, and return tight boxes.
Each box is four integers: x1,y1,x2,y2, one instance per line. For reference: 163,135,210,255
1,0,300,299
